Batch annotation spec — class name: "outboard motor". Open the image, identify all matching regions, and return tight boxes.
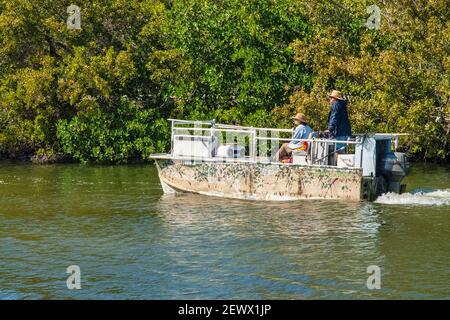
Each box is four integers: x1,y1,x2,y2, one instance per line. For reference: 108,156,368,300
381,152,409,193
356,135,410,199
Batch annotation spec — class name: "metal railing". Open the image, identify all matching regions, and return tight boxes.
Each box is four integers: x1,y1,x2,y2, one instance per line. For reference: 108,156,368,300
168,119,365,168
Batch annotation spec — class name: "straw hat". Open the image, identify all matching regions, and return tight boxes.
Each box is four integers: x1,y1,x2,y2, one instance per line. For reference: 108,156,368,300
328,90,346,100
292,113,307,123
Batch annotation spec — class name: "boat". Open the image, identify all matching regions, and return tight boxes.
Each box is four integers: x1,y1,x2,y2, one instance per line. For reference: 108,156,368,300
150,119,409,201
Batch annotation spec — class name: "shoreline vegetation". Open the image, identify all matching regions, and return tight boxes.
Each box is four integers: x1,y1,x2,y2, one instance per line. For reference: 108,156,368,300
0,0,449,165
0,156,447,167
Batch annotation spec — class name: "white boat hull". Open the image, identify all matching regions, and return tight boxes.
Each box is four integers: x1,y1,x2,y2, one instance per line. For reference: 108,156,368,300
153,157,365,201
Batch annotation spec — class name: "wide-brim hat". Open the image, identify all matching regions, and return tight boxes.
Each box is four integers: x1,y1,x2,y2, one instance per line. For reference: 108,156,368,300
292,113,307,123
328,90,346,100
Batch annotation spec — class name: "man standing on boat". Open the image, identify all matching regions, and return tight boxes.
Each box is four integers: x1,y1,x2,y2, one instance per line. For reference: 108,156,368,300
327,90,352,152
275,113,313,162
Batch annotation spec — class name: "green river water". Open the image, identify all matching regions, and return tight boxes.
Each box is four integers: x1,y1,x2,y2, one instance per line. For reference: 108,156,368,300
0,161,449,299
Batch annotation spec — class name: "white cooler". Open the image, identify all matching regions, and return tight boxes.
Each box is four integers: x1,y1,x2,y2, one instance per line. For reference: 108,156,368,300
337,154,355,168
216,144,246,158
173,135,217,158
292,150,308,165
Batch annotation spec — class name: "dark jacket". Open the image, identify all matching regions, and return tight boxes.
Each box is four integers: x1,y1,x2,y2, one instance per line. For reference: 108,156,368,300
327,99,351,138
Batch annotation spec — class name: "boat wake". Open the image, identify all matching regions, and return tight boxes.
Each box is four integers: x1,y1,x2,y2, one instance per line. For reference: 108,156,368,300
375,189,450,206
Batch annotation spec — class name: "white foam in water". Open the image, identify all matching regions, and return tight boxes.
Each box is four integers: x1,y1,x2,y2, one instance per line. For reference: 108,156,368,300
375,189,450,206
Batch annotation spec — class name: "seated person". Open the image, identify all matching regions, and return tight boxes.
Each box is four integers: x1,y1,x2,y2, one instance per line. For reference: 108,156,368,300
275,113,313,162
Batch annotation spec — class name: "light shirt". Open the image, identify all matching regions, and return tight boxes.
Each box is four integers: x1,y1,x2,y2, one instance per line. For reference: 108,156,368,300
287,124,313,149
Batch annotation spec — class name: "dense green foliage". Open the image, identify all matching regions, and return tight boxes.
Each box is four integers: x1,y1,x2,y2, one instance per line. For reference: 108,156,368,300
0,0,448,163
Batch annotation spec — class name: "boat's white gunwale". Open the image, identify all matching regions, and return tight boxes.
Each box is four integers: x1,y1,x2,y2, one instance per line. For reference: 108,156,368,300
150,153,362,172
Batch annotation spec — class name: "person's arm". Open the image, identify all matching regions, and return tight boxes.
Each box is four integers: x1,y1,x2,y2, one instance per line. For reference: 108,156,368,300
328,104,339,138
291,126,305,142
288,126,305,148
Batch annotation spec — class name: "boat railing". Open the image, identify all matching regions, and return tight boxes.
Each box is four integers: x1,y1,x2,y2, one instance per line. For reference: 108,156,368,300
167,119,370,169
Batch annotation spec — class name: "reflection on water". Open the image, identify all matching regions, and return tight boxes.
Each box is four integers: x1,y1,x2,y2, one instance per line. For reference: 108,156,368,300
158,194,381,241
156,195,386,299
0,162,449,299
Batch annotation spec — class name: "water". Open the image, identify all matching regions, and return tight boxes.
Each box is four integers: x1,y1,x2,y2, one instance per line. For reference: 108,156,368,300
0,162,449,299
376,190,450,206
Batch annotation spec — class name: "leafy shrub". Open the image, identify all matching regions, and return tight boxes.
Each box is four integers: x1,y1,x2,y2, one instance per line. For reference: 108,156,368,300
56,97,169,163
